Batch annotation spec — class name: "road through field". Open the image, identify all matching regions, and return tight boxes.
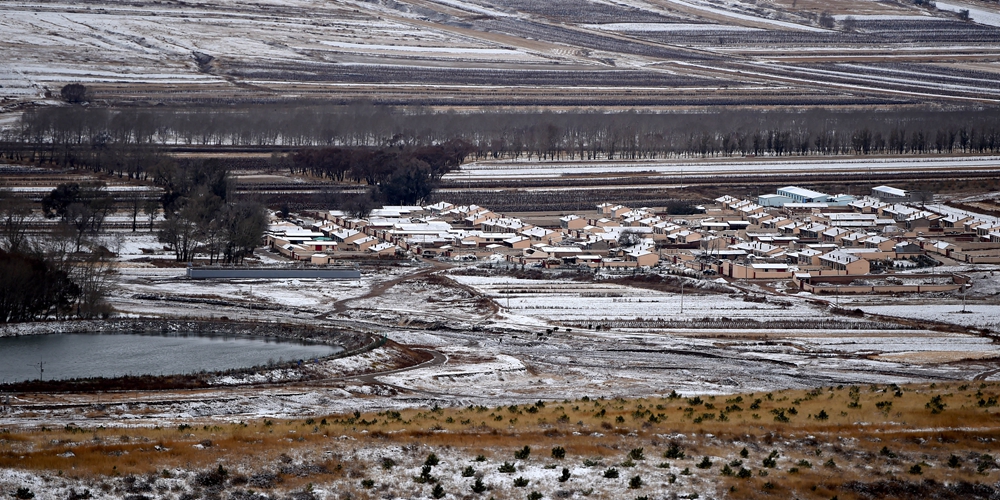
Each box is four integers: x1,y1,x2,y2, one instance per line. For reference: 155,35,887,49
446,155,1000,180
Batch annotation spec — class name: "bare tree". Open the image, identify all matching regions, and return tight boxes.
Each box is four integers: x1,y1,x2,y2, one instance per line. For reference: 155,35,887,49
42,183,115,253
143,199,159,232
0,190,32,253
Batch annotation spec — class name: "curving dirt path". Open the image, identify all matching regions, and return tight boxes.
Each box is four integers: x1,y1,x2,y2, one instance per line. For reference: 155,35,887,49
974,367,1000,381
316,259,453,319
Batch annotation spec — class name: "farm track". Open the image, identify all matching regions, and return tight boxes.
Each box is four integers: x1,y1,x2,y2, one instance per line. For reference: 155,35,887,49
317,259,453,319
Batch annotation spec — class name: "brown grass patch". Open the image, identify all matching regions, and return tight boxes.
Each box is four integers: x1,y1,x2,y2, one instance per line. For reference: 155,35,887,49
3,382,1000,497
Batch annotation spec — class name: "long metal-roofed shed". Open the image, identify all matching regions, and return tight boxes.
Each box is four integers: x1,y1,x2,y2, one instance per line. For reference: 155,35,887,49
187,268,361,279
777,186,831,203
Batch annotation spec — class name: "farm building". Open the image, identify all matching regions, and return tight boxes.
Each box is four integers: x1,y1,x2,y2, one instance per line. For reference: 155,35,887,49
777,186,831,204
872,185,910,202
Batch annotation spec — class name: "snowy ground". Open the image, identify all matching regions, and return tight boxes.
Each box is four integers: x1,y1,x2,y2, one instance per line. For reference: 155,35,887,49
450,275,826,323
858,304,1000,331
103,262,1000,405
3,254,1000,500
3,254,999,439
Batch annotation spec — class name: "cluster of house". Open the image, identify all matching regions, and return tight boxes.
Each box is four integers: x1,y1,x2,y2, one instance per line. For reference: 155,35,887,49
683,185,999,293
265,202,677,268
264,184,999,293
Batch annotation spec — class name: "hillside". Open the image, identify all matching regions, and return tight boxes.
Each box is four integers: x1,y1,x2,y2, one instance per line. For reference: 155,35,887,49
2,0,1000,108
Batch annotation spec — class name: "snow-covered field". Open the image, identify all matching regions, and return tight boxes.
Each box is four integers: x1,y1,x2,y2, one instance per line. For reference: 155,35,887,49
583,22,761,32
450,275,821,323
0,0,551,98
935,0,1000,27
659,0,831,31
859,304,1000,330
2,0,996,107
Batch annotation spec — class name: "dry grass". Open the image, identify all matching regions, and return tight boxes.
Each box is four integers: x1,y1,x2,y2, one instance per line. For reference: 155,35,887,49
3,382,1000,498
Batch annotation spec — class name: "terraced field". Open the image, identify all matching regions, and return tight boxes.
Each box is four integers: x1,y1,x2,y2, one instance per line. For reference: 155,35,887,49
2,0,999,108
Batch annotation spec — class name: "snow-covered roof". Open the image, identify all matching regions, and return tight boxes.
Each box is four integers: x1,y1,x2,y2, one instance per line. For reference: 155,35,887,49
873,185,907,197
779,186,829,199
367,242,396,253
819,250,860,265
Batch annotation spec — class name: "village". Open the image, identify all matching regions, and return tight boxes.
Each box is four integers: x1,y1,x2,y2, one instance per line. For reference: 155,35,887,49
264,184,1000,298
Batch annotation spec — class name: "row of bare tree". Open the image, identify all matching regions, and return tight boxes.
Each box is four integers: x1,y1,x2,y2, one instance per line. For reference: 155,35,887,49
3,106,999,172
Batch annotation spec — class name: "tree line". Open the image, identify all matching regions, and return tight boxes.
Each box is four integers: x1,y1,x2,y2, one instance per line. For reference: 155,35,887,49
3,105,1000,168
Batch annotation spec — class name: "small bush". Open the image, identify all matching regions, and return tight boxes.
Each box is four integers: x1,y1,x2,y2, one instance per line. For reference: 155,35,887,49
737,467,752,479
552,446,566,459
664,444,685,459
66,490,91,500
909,464,923,475
515,446,531,460
696,457,712,469
558,468,571,482
629,475,643,489
815,410,829,421
462,466,476,477
361,479,374,489
763,451,779,468
475,455,487,462
432,484,446,499
513,477,529,487
425,453,440,466
629,448,645,461
381,458,396,470
739,447,749,458
977,454,996,473
499,462,517,473
13,487,34,500
948,455,962,468
926,395,946,414
604,467,620,479
472,477,487,494
414,465,437,484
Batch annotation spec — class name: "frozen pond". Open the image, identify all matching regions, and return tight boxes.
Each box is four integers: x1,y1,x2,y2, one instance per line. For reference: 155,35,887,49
0,333,342,383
